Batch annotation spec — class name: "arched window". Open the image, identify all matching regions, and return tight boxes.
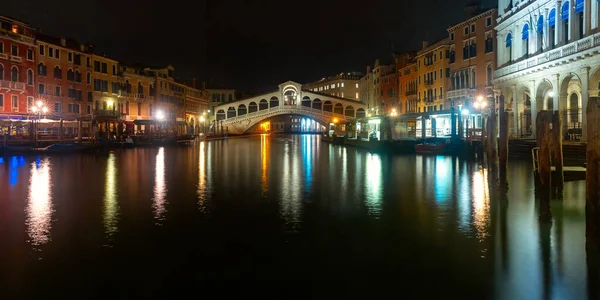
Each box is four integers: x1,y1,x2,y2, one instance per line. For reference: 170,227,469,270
87,72,91,84
11,66,18,82
67,69,75,81
138,82,143,94
548,9,556,49
505,32,513,62
522,23,529,58
537,15,544,52
486,65,493,86
27,69,33,85
471,70,476,88
75,70,81,82
0,64,3,80
38,63,47,76
54,66,62,79
562,1,570,42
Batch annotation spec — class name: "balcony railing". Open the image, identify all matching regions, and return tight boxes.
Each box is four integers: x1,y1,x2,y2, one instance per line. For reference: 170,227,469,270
496,32,600,79
447,88,476,99
405,90,417,96
0,80,25,91
10,55,22,62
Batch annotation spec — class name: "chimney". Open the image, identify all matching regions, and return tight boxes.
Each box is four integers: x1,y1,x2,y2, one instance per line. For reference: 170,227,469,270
422,41,429,49
60,38,66,47
192,78,196,88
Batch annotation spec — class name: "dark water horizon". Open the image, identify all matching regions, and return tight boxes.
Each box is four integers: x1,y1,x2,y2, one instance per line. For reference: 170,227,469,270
0,134,595,298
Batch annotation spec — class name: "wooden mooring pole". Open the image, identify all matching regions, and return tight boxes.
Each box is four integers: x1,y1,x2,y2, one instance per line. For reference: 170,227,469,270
536,111,552,222
487,100,498,170
499,95,509,192
552,110,564,196
586,98,600,250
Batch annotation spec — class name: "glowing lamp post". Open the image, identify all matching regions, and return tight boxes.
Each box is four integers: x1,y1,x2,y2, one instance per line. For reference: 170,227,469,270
390,108,398,117
31,100,48,147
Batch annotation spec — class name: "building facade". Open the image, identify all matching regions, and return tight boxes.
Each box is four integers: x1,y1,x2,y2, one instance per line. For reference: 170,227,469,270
304,72,362,101
398,62,418,114
359,67,375,112
36,35,91,123
416,38,452,113
0,16,35,120
121,64,156,135
494,0,600,141
447,8,498,130
144,65,187,135
184,80,209,135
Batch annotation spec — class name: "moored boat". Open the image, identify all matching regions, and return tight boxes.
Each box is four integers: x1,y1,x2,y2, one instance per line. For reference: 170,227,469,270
415,142,446,154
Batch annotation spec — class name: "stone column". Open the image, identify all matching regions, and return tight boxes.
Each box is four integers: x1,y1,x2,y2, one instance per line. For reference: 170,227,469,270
545,9,551,51
554,74,561,111
512,85,518,138
584,0,592,35
582,67,591,141
569,0,576,41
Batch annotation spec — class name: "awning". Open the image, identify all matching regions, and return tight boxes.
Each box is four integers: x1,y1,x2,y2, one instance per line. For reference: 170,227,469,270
133,119,156,126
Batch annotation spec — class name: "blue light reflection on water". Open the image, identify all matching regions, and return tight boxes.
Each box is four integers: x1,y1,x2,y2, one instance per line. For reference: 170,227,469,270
9,156,26,185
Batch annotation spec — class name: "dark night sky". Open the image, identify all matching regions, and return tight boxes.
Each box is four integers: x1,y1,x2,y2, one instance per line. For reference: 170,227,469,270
5,0,495,94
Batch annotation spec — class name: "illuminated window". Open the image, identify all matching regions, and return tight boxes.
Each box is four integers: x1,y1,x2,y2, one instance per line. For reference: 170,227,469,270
341,82,344,87
331,84,335,89
11,24,18,34
355,83,359,88
355,93,358,99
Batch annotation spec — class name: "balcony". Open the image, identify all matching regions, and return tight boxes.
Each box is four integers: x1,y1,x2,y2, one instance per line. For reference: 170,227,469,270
0,80,26,92
405,90,417,96
495,32,600,80
424,79,434,86
0,53,7,60
10,55,22,62
447,88,476,99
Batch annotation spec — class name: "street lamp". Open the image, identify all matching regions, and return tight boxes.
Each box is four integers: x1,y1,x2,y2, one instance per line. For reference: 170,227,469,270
31,100,48,147
390,108,398,117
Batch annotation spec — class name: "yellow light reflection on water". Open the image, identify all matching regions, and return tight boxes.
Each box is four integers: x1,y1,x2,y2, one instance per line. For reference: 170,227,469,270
261,134,269,196
472,168,490,242
104,152,119,237
153,147,167,222
198,141,209,211
365,154,382,217
26,158,53,247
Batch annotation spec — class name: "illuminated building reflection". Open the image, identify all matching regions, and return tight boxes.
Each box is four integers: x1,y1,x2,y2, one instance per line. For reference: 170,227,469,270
365,154,382,217
261,134,269,196
198,141,208,211
26,157,53,247
10,156,26,185
472,168,490,241
153,147,167,222
280,142,301,229
103,152,119,237
302,135,312,191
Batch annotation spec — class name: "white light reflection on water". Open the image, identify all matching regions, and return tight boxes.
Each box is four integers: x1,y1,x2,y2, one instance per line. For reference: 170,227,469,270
103,152,119,238
25,157,53,248
280,142,301,230
364,154,382,217
152,147,167,222
471,168,490,242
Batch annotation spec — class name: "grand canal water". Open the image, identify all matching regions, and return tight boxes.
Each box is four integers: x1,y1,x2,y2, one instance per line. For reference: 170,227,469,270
0,134,595,298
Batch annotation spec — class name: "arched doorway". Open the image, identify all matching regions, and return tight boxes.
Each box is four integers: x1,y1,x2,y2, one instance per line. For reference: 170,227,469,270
216,109,226,121
356,108,366,118
259,99,268,110
270,96,279,108
333,103,343,115
248,102,258,113
312,98,322,110
345,106,355,117
560,73,583,140
238,104,247,116
284,90,297,106
323,101,332,112
301,96,311,107
227,107,236,118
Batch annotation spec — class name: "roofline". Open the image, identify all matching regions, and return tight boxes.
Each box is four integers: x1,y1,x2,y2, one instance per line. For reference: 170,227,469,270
447,8,498,32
